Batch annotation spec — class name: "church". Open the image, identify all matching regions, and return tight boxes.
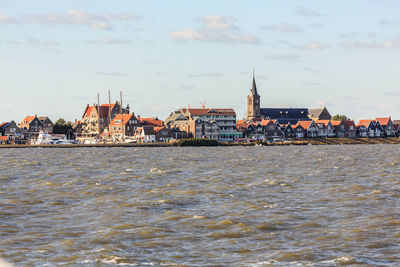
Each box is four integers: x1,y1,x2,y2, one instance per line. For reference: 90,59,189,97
247,73,331,124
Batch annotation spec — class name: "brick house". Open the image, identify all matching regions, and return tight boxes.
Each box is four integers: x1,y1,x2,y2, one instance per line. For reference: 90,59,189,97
154,126,172,142
108,113,139,140
0,120,22,142
20,115,44,139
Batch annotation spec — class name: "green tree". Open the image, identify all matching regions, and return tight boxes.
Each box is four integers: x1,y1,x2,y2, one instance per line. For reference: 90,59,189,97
53,118,74,138
331,114,350,121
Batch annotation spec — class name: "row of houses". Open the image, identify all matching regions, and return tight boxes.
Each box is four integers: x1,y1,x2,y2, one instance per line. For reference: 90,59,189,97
237,117,400,140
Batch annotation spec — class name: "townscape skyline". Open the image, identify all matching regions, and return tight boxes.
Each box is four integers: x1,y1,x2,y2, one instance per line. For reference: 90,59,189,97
1,1,400,123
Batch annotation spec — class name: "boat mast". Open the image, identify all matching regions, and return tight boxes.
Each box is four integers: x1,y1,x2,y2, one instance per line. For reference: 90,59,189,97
97,93,100,143
108,90,112,141
120,91,124,143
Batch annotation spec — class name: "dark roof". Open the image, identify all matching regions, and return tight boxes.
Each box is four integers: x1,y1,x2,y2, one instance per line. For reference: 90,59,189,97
251,71,258,96
260,108,309,119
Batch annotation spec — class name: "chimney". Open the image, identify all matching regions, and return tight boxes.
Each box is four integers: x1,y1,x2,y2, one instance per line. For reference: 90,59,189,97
126,104,130,114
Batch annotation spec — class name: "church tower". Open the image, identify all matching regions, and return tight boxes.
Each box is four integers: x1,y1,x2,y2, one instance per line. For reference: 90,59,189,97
247,71,261,120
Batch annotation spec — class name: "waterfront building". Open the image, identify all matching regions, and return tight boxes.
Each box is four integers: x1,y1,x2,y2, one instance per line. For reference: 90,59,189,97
135,126,155,143
281,123,296,138
80,102,129,140
375,117,396,137
154,126,172,142
108,113,139,140
0,121,22,142
166,107,240,141
138,117,164,127
294,120,318,138
247,72,331,124
19,115,44,140
357,120,384,137
38,116,54,133
315,120,335,137
72,120,83,139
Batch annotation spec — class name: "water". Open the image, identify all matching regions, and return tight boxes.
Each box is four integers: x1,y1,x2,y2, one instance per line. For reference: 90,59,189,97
0,145,399,266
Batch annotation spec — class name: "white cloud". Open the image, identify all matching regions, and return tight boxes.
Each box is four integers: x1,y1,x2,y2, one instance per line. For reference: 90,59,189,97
188,72,224,78
169,15,259,44
27,37,60,46
0,13,14,23
292,41,328,50
265,53,302,62
96,71,127,76
295,6,322,17
0,9,140,30
89,37,132,45
379,18,399,26
261,23,303,33
342,40,400,49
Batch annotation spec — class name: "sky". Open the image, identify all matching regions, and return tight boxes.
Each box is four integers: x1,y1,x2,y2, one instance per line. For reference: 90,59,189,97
1,0,400,122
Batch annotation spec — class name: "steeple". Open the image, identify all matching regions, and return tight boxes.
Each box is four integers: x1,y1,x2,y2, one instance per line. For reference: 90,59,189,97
251,69,258,96
247,69,261,120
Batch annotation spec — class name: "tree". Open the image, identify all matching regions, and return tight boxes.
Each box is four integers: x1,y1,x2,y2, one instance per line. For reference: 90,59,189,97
331,114,350,121
53,118,74,138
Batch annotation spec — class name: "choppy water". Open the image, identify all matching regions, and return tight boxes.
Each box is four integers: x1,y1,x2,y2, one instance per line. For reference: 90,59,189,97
0,145,399,266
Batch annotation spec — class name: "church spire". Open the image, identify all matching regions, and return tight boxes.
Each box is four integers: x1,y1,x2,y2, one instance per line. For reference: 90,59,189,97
251,69,258,96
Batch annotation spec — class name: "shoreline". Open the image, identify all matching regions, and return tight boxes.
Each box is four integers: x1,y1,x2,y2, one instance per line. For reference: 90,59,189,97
1,137,400,148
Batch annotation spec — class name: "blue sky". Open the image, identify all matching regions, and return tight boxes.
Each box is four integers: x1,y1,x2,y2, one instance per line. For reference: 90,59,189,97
1,0,400,122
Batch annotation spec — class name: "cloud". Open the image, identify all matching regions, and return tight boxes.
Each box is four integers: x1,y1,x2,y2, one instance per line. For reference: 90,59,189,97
338,32,377,38
188,72,224,78
96,71,127,76
302,82,324,87
89,37,132,45
294,6,322,17
155,72,175,76
0,9,141,30
261,23,303,33
266,53,302,62
303,67,322,74
378,18,399,26
384,91,400,96
342,40,400,49
181,84,196,90
292,41,328,50
27,37,60,46
0,13,14,23
169,15,259,44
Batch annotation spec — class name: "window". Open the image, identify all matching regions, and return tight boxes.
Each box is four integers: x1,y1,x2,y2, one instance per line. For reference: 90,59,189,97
249,99,252,105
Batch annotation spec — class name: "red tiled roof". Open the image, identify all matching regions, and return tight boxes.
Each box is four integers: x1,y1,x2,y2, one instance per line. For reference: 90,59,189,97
295,120,313,129
343,120,355,127
357,120,373,127
20,116,36,127
139,117,163,126
331,120,342,126
375,117,390,126
84,104,116,119
260,119,273,126
0,136,8,140
0,122,7,128
110,114,133,126
186,108,236,116
315,120,331,126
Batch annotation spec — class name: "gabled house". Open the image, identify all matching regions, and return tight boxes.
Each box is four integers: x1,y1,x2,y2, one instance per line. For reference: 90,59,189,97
357,120,382,137
295,120,318,138
281,123,295,138
331,120,345,137
38,116,54,133
375,117,396,137
154,126,172,142
20,115,43,137
72,120,83,138
138,117,164,127
308,107,332,120
80,102,128,139
315,120,335,137
109,113,138,139
260,119,282,139
135,126,156,143
343,120,357,138
293,123,306,138
0,121,22,141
